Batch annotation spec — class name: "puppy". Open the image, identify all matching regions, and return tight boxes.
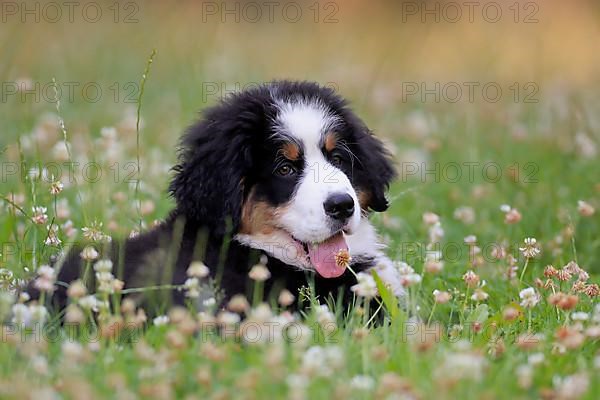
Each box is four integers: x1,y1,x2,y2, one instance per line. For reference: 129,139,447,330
36,81,403,313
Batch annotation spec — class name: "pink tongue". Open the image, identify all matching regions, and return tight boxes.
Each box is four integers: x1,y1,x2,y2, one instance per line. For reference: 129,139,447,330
307,232,348,278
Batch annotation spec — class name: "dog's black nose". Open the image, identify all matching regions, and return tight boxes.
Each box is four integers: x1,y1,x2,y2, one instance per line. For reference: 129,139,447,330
324,193,355,221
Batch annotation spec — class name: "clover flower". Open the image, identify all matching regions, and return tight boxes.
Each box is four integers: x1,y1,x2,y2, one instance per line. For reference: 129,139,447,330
315,304,336,333
31,206,48,225
424,250,444,273
67,280,87,299
301,345,344,377
187,261,209,278
554,373,589,400
519,287,540,308
471,288,489,302
78,295,99,312
349,375,375,391
435,350,487,382
351,272,378,298
153,315,169,326
82,221,110,242
422,212,440,225
49,179,64,195
395,262,422,287
454,206,475,224
519,238,541,258
577,200,595,217
248,263,271,281
228,294,250,313
44,224,61,246
11,303,31,326
278,289,295,307
463,270,480,288
432,289,451,304
500,204,522,224
33,265,56,293
183,277,201,298
428,222,445,243
80,246,99,261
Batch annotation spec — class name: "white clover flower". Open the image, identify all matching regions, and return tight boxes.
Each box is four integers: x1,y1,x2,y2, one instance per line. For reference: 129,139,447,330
351,272,378,298
78,295,99,312
29,304,48,325
422,212,440,225
433,289,452,304
454,206,475,224
519,238,541,259
528,353,545,366
350,375,375,391
395,261,414,275
464,235,477,245
248,263,271,281
62,341,84,361
571,312,589,322
37,265,55,280
80,246,99,261
93,259,113,273
278,289,295,307
519,287,540,308
153,315,169,326
315,304,337,333
44,225,61,246
62,219,77,238
11,303,31,326
428,222,445,243
424,250,444,273
436,351,487,382
577,200,595,217
202,297,216,308
183,277,200,298
554,373,589,400
395,262,421,287
250,303,273,321
187,261,209,278
82,221,110,242
33,265,56,293
31,206,48,225
217,311,240,326
301,345,344,377
288,323,313,348
471,289,489,302
400,273,422,287
286,373,309,391
516,364,534,389
96,271,117,294
49,180,64,195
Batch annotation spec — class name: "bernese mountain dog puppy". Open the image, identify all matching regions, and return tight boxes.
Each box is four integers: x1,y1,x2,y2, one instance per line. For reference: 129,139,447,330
38,80,404,313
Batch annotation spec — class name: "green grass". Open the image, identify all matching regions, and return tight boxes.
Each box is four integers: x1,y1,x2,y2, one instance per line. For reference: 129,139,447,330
1,2,599,399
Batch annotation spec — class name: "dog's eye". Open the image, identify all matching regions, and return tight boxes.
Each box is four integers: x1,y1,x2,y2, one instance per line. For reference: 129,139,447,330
331,154,344,167
275,163,296,176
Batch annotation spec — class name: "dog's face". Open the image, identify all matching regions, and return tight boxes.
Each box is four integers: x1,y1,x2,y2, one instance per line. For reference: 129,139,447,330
170,81,396,278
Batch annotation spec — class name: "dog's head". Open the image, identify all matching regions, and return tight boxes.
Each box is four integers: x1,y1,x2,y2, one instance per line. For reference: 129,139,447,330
170,81,396,277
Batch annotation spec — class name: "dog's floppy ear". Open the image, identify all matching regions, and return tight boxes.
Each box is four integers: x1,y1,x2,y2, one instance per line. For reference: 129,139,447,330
169,98,264,230
352,125,397,212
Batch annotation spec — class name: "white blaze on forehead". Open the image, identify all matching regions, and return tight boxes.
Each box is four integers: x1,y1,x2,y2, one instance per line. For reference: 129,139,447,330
274,100,339,154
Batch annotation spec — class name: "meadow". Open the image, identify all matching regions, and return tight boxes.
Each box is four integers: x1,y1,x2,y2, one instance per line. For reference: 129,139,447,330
0,1,599,398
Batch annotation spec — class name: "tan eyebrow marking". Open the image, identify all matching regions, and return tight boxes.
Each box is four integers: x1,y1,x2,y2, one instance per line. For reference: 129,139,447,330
324,131,338,152
281,141,300,161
